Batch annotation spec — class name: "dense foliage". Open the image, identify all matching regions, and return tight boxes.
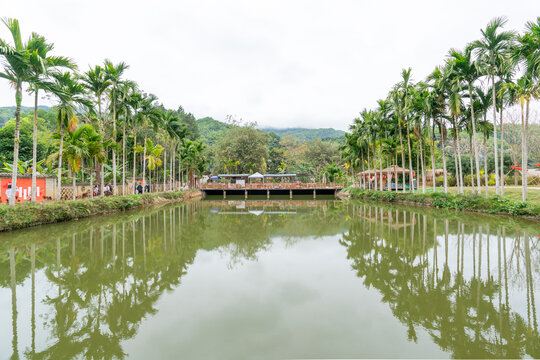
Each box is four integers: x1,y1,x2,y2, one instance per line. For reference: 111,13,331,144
340,17,540,203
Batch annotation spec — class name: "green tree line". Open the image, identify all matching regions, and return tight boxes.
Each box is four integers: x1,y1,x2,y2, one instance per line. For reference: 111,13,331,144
341,17,540,201
0,18,208,205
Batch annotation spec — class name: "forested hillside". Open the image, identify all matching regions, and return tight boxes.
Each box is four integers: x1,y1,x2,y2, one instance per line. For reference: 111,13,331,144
0,105,51,126
261,127,346,141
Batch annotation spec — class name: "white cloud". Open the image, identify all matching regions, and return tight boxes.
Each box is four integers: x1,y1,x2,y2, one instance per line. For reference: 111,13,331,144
1,0,538,130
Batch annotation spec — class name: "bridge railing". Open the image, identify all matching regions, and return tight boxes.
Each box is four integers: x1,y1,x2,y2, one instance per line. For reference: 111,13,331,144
200,183,344,190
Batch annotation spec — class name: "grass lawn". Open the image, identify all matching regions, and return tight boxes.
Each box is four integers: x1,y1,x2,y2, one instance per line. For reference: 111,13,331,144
422,186,540,206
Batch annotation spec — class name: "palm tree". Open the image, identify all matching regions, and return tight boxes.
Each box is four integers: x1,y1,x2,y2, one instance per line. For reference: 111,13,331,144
104,60,129,196
471,17,515,195
26,33,76,202
476,86,493,196
80,66,110,196
0,18,33,206
448,47,482,194
448,80,464,194
501,75,539,201
144,138,164,189
62,124,92,200
117,80,137,195
84,126,106,199
48,72,91,200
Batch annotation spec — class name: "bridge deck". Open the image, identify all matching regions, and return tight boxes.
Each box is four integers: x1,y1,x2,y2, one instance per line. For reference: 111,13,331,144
200,183,343,199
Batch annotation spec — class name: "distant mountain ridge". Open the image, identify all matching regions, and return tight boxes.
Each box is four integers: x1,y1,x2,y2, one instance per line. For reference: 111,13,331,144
260,127,346,141
196,116,345,144
0,106,51,126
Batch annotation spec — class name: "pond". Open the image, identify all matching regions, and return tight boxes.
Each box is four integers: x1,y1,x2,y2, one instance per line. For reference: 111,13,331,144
0,199,539,359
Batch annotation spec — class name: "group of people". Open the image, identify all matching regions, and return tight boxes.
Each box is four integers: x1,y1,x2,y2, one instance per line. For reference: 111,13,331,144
93,183,114,197
135,183,150,194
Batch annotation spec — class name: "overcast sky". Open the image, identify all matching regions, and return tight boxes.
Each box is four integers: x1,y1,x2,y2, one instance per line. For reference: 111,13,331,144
1,0,538,130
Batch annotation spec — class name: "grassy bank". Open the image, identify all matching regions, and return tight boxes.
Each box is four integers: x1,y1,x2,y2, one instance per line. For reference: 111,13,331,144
345,188,540,219
0,190,200,232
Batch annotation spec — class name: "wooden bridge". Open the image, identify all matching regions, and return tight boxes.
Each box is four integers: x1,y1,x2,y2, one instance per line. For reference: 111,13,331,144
200,183,344,199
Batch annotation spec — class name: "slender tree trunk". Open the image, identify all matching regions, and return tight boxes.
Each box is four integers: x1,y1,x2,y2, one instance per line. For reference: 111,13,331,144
469,86,482,195
163,151,167,192
361,153,366,189
420,132,426,194
431,119,436,192
9,83,22,206
500,107,505,196
72,168,76,201
406,123,414,192
132,129,137,194
31,90,39,202
522,100,529,201
98,98,105,197
57,118,64,201
379,147,383,191
483,134,489,198
399,122,406,193
492,75,500,195
112,97,117,195
453,132,460,193
453,115,464,194
394,152,398,192
142,133,147,191
90,164,94,199
441,122,448,193
469,137,475,193
122,114,126,195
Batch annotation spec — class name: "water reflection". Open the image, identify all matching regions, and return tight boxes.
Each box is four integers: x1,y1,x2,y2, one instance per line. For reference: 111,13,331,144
342,204,539,358
0,200,538,359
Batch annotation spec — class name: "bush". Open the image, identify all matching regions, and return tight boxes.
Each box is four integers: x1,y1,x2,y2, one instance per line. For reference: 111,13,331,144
0,191,192,232
347,188,540,218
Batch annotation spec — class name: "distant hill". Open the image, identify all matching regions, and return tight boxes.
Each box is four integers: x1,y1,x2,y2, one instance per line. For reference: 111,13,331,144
261,127,346,141
196,117,233,145
0,106,51,126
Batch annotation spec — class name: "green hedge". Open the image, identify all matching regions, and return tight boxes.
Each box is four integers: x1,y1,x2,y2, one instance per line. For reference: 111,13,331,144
346,188,540,218
0,191,190,232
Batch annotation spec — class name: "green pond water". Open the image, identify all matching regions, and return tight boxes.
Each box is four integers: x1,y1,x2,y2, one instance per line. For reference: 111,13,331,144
0,198,539,359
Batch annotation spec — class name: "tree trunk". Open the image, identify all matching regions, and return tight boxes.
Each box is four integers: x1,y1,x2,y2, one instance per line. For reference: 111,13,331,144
399,122,406,193
453,131,460,194
31,90,38,202
361,152,366,189
453,115,464,194
132,129,137,194
72,168,76,201
142,135,147,190
406,123,414,192
441,122,448,194
469,86,482,195
90,165,94,199
491,75,500,195
483,134,489,198
522,100,529,201
163,151,167,192
500,107,505,196
469,137,475,193
431,119,436,192
97,98,105,197
420,131,426,194
122,114,126,195
57,118,64,201
112,97,117,196
9,83,22,206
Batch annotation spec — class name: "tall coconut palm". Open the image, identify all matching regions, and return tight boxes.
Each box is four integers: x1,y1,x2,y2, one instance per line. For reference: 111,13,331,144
471,17,516,195
104,60,129,196
80,66,110,196
26,33,76,202
0,18,33,206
